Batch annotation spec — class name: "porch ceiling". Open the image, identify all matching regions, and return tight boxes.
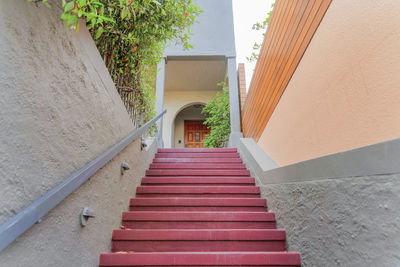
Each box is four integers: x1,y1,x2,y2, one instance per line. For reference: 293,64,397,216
165,60,226,91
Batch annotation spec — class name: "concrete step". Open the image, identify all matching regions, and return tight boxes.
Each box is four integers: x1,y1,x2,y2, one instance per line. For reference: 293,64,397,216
145,169,250,176
135,186,260,198
99,252,301,266
158,148,238,153
141,177,255,186
155,153,240,158
111,229,286,252
129,198,267,212
153,157,243,163
121,211,276,229
149,163,247,169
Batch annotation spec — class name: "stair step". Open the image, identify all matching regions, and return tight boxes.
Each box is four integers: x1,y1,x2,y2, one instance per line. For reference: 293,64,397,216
153,158,243,163
145,169,250,176
155,153,240,158
158,148,237,153
149,163,247,169
141,177,255,186
130,198,266,211
111,229,286,252
136,186,260,198
99,252,301,266
121,211,276,229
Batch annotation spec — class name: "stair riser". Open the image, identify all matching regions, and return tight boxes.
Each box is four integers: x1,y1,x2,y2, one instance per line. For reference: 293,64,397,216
141,177,255,185
136,186,259,194
145,170,250,176
122,222,277,229
99,252,301,267
158,148,238,153
155,153,240,158
153,158,243,163
142,183,255,186
130,206,267,211
136,194,260,198
112,241,286,252
149,163,247,169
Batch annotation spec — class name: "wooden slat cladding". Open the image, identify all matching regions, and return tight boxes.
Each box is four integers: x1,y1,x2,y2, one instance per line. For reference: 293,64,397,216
242,0,332,140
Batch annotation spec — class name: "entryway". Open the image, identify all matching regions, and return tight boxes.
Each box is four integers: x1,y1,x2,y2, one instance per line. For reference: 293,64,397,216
184,120,210,148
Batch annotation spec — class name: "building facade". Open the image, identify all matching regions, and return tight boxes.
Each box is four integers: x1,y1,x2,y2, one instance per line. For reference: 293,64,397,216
155,0,242,148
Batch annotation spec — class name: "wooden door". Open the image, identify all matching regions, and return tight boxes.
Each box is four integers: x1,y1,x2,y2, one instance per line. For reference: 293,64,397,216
184,121,210,148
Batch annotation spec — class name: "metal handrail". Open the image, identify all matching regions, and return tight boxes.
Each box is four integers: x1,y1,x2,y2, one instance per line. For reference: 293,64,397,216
0,110,166,252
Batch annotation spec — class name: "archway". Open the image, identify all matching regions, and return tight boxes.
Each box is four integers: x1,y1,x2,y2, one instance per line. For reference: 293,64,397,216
172,103,208,148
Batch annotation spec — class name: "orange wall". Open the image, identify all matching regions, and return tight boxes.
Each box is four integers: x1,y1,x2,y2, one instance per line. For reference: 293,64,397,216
257,0,400,165
242,0,332,140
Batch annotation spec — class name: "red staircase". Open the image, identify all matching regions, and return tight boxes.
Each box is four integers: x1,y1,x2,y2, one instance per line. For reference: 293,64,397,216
99,148,301,266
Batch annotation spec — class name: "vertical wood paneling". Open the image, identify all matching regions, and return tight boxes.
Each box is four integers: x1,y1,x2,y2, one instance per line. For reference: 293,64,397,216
242,0,332,140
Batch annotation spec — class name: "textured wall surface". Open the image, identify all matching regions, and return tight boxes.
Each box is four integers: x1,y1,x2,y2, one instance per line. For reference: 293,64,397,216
0,0,133,225
260,174,400,267
258,0,400,165
0,139,158,266
0,0,159,265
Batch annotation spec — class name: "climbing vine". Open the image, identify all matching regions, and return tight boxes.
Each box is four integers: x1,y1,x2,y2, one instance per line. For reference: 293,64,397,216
201,82,231,148
30,0,202,128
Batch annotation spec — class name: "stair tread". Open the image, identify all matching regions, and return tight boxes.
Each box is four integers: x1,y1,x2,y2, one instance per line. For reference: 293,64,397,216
130,198,266,207
145,169,251,176
112,229,286,241
158,148,237,153
99,252,301,266
136,186,260,194
149,163,247,169
153,158,243,163
122,211,275,222
141,177,255,185
155,153,240,158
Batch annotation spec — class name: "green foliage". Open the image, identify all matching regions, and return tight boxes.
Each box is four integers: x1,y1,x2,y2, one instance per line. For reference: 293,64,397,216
247,2,274,62
201,82,230,148
29,0,202,130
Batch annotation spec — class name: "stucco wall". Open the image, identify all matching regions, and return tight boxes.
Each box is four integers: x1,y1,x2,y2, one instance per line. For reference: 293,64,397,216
0,0,158,264
163,90,219,147
257,0,400,165
260,175,400,266
238,137,400,266
0,139,157,267
0,0,133,225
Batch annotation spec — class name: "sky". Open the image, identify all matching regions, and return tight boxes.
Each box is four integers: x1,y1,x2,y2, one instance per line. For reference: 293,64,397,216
232,0,275,90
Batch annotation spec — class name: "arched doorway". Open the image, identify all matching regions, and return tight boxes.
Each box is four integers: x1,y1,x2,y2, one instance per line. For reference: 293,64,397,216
172,103,209,148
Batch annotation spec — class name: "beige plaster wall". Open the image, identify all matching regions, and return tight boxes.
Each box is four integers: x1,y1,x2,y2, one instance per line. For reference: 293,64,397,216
258,0,400,166
0,0,157,264
163,90,219,148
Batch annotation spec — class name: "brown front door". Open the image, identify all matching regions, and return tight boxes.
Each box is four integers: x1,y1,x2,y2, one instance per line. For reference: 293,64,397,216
184,121,210,148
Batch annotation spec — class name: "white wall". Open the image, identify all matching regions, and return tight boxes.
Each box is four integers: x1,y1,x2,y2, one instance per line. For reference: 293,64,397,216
164,0,236,57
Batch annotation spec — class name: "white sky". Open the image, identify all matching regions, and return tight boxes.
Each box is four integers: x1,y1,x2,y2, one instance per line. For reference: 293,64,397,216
232,0,275,90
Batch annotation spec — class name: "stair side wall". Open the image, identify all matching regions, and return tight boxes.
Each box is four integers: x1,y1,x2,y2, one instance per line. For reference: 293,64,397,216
238,138,400,266
0,0,156,265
